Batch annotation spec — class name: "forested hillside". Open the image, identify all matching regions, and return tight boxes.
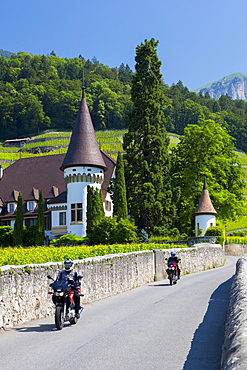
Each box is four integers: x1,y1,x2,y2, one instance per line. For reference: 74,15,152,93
0,52,133,139
1,52,247,152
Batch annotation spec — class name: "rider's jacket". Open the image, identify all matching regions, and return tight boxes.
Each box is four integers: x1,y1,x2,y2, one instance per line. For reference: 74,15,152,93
56,269,79,286
168,257,180,265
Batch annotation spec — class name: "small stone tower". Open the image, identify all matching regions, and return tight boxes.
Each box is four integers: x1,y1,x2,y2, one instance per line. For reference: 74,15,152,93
60,89,107,237
194,176,217,236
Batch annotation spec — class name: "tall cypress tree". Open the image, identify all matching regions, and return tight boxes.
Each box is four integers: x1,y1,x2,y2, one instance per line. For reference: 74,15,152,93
13,192,23,246
86,185,94,236
95,188,105,221
86,186,104,237
113,152,128,220
123,38,172,234
36,191,45,246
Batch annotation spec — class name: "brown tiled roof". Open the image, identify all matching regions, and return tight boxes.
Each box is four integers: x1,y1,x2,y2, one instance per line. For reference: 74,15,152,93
0,154,66,203
60,91,107,172
194,178,217,216
47,191,67,204
0,152,115,206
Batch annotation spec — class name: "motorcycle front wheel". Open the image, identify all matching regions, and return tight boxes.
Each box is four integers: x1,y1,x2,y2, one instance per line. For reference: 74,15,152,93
55,306,64,330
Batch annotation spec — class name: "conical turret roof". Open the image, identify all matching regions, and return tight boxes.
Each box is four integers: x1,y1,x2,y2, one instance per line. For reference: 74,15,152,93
60,90,107,171
194,176,217,216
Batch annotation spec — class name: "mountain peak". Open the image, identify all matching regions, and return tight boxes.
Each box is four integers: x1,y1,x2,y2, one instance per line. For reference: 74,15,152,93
194,73,247,100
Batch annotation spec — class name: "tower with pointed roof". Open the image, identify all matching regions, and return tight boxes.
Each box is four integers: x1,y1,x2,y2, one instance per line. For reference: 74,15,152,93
194,176,217,236
60,89,107,237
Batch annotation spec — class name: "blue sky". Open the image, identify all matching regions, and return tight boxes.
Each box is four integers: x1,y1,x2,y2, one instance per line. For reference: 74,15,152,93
1,0,247,91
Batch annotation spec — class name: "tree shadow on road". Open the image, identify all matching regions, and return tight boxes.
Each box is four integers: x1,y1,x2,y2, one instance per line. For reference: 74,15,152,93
14,323,56,332
182,275,234,370
13,320,77,333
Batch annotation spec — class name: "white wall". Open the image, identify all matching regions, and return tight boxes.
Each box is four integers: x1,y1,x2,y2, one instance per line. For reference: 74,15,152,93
104,191,113,218
195,214,216,236
64,166,104,237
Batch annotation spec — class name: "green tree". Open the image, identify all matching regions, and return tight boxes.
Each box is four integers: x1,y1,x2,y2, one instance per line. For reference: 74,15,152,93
86,185,94,236
113,152,128,220
89,217,138,245
13,192,23,246
95,188,105,220
86,186,104,236
0,226,13,247
23,225,37,246
36,191,45,246
123,38,172,234
171,119,245,234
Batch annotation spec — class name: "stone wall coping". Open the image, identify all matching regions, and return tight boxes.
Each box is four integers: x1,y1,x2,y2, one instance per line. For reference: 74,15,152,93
221,253,247,369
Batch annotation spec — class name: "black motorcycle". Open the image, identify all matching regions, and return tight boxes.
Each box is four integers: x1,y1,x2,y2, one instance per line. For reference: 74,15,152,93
165,258,180,286
47,274,83,330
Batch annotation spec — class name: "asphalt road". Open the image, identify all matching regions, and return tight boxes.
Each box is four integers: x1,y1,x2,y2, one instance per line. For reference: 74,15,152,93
0,256,238,370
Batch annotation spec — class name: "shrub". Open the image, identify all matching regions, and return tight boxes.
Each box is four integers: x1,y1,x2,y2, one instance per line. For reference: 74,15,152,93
50,234,89,246
216,236,225,246
0,226,13,247
229,230,247,237
226,236,247,245
89,217,138,245
139,229,150,243
205,225,225,237
23,225,37,246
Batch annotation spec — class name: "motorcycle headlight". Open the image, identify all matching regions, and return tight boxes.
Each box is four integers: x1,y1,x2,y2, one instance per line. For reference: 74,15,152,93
55,291,64,297
171,267,175,270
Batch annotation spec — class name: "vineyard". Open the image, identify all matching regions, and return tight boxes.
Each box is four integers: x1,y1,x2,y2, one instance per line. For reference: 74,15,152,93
0,129,180,168
0,243,184,267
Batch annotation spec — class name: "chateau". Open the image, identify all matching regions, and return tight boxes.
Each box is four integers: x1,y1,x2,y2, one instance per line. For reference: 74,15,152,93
0,90,116,243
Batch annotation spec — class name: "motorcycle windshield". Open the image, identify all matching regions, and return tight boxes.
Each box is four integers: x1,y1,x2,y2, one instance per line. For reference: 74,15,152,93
51,277,70,292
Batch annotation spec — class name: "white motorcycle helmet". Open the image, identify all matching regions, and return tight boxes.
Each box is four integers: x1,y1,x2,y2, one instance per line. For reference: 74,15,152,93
64,258,73,271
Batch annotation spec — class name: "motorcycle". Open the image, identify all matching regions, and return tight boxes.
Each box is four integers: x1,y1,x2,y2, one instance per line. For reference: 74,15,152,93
47,274,83,330
165,259,180,286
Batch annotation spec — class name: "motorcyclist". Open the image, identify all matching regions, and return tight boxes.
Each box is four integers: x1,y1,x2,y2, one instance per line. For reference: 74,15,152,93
167,252,181,279
56,258,82,318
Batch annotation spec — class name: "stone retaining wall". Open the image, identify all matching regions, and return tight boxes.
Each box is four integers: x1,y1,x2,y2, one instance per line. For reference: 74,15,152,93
0,244,224,329
225,243,247,256
221,254,247,369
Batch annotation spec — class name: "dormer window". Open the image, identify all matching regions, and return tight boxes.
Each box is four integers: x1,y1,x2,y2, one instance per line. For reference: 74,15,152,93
27,201,36,211
8,203,17,213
